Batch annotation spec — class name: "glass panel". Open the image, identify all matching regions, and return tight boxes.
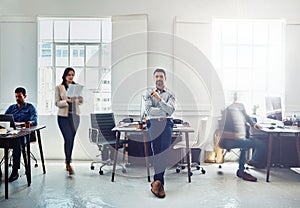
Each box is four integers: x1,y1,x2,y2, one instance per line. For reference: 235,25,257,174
100,67,111,92
221,22,237,44
253,22,268,44
252,69,266,90
223,69,237,90
269,22,283,44
101,44,111,66
268,45,282,72
86,68,100,89
54,20,68,42
70,20,101,43
86,45,100,66
237,22,252,44
70,45,85,66
38,66,54,113
39,20,53,41
223,46,237,67
55,45,69,66
253,47,267,68
237,46,252,67
74,68,85,85
102,20,112,43
237,69,252,90
239,91,252,111
55,68,65,86
39,43,53,66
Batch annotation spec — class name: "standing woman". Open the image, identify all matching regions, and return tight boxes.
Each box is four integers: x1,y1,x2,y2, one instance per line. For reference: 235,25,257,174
55,67,83,175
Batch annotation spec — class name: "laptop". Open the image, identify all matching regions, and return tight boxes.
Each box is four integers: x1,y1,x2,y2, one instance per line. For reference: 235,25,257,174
0,114,16,130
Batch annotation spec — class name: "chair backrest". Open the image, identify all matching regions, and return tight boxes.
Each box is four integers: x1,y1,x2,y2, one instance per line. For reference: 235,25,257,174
192,117,208,148
90,113,117,145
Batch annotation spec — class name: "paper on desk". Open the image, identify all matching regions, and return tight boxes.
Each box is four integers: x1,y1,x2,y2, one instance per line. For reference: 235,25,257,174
66,84,84,97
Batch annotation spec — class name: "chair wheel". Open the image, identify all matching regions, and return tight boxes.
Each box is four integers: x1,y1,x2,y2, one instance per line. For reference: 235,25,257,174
122,169,126,173
34,164,38,168
196,166,200,170
176,168,180,173
189,172,193,176
99,170,104,175
181,166,185,170
91,166,95,170
218,165,222,169
201,169,206,174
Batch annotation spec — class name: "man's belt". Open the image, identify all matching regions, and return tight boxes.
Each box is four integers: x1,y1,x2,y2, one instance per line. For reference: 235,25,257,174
149,118,172,122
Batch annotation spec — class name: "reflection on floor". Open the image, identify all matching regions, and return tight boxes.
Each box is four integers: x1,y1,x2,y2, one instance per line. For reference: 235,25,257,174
1,160,300,207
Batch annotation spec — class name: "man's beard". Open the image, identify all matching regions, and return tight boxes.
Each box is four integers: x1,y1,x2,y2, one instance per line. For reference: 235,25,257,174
156,80,163,87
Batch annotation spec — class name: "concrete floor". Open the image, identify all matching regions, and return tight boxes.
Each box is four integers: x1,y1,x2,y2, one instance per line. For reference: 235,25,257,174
1,160,300,208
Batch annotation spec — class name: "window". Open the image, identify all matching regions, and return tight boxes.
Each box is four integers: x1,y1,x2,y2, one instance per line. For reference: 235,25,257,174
212,19,285,114
38,18,112,114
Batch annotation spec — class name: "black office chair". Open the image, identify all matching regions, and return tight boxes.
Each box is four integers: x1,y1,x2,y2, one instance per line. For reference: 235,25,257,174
89,113,128,175
216,128,250,170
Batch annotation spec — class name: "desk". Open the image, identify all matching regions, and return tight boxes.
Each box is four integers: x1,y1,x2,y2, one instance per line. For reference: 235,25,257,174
27,125,47,175
261,126,300,182
111,124,194,183
0,125,46,199
0,130,30,199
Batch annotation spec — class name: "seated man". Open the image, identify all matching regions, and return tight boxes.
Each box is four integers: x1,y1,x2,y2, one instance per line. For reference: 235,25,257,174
5,87,38,182
219,93,267,182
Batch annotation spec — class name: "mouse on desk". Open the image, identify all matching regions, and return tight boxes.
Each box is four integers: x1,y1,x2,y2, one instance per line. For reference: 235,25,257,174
268,126,275,130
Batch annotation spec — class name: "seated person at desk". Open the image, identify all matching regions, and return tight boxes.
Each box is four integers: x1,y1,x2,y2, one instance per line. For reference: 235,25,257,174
4,87,38,182
219,93,267,182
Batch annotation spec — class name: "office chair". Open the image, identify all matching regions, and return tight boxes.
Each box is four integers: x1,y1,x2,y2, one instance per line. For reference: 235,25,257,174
216,128,250,170
89,113,128,175
173,118,207,175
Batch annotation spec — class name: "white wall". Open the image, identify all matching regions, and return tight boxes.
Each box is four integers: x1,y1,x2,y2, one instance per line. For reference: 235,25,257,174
2,0,300,160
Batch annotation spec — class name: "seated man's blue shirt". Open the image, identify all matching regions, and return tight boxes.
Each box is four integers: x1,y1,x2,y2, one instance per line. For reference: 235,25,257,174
5,102,38,126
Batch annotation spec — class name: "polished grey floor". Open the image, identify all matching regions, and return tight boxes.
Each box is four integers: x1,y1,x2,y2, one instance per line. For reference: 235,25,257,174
1,160,300,208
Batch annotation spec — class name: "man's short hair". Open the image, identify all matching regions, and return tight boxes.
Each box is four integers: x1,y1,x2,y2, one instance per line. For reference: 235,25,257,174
153,68,166,77
15,87,26,95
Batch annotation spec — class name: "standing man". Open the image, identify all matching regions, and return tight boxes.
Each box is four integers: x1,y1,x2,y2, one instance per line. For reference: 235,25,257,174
5,87,38,182
145,68,175,198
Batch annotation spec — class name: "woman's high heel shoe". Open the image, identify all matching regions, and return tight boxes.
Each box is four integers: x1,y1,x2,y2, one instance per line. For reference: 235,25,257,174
66,163,74,175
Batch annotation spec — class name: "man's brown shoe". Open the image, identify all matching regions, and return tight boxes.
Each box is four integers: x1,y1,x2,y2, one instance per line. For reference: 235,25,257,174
159,184,165,198
236,170,257,182
151,180,165,198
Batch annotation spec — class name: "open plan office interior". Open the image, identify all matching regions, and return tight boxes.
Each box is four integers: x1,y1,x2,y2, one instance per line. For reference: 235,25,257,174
0,0,300,207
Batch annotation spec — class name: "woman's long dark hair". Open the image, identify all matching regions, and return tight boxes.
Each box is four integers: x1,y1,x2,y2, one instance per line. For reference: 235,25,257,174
61,67,76,90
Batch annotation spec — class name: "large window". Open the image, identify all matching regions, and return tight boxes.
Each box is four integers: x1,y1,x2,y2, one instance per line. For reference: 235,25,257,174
38,18,112,114
212,19,285,115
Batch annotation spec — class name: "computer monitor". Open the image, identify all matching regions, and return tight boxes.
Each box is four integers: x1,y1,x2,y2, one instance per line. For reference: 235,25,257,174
265,96,282,121
0,114,16,129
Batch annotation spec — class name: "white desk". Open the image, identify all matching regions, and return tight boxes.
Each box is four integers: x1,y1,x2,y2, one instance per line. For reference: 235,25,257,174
111,124,194,183
290,167,300,174
260,126,300,182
